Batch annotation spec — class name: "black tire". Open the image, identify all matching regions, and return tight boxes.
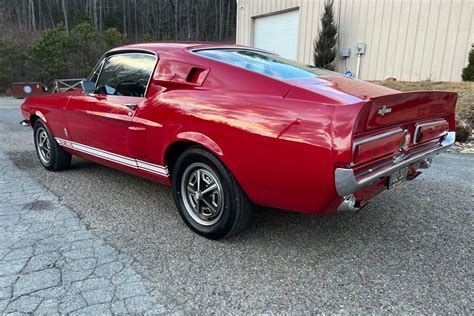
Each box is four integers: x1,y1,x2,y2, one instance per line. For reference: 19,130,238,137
172,147,252,239
33,120,72,171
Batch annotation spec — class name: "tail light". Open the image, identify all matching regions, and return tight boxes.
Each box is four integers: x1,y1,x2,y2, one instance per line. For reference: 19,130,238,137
413,120,449,144
353,129,405,164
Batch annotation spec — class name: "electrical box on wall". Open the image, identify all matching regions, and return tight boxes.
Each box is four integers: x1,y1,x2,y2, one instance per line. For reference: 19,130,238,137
340,48,351,58
355,43,366,55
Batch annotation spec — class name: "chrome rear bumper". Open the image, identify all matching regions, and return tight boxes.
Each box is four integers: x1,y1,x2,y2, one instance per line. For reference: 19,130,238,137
335,131,455,197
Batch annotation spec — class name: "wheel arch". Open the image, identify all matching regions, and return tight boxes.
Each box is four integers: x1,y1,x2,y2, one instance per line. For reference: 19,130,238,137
30,114,41,127
163,131,258,208
164,132,223,175
30,110,47,125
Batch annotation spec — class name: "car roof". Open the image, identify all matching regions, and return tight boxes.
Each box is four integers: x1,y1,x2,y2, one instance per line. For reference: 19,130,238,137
108,42,268,54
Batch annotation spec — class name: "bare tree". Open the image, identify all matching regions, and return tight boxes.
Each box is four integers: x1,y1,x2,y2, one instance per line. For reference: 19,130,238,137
61,0,68,30
0,0,237,42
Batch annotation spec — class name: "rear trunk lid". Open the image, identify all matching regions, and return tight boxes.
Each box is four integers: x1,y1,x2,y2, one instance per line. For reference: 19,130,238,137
362,91,457,132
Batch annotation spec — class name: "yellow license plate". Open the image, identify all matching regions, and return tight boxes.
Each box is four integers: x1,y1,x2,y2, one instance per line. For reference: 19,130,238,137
388,166,408,190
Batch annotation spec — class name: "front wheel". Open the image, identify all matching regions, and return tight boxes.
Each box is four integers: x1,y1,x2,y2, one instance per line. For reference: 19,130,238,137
172,147,252,239
34,120,71,171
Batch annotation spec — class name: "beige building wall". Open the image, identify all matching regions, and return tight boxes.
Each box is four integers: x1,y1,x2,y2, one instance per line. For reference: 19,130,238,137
236,0,474,81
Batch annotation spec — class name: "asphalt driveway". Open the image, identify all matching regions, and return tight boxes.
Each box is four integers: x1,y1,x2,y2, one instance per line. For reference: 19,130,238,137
0,98,472,313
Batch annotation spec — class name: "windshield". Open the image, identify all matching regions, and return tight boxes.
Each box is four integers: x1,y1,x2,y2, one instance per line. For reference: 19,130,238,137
195,49,342,80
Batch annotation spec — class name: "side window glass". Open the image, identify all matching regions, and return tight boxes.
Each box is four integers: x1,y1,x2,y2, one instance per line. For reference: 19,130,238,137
95,53,156,97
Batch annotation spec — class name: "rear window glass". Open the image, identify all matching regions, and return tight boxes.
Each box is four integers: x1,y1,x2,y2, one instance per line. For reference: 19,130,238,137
195,49,342,80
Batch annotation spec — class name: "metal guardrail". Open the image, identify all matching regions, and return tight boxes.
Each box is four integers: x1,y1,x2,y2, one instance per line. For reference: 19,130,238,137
53,78,85,92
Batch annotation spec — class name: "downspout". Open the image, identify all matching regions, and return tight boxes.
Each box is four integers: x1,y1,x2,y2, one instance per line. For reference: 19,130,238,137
337,0,342,71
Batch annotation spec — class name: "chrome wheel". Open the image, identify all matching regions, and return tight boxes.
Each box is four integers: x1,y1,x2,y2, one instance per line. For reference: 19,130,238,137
36,127,51,165
180,162,224,226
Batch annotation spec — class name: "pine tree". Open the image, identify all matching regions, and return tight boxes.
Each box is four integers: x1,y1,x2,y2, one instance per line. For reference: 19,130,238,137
26,24,75,83
461,46,474,81
313,0,338,70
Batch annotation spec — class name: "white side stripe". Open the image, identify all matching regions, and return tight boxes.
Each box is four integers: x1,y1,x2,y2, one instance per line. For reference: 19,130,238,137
136,160,169,175
60,139,137,168
55,138,169,177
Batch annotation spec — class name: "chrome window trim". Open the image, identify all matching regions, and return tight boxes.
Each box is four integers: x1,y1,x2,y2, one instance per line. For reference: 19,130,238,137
89,58,106,87
190,47,275,55
413,119,448,145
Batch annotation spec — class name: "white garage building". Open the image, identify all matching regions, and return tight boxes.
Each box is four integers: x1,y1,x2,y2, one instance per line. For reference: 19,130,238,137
236,0,474,81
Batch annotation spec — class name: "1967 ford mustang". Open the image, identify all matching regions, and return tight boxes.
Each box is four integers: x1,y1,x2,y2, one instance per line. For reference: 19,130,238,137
20,43,457,239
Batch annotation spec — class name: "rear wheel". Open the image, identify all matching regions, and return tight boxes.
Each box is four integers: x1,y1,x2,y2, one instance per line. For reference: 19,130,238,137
34,120,71,171
172,147,252,239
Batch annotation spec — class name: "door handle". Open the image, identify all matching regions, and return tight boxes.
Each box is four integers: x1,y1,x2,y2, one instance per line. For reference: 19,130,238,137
122,103,137,110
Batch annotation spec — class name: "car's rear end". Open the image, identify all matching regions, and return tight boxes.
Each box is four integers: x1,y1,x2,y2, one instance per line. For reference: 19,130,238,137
333,90,457,212
188,45,457,216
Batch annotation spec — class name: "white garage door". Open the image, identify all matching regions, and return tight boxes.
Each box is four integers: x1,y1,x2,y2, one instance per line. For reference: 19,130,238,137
253,10,299,60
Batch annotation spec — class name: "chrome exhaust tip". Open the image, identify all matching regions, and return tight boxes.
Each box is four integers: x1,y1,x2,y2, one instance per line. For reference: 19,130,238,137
419,158,432,169
337,194,360,213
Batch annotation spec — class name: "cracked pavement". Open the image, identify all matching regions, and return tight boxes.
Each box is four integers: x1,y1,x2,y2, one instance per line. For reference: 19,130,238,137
0,136,164,313
0,98,473,313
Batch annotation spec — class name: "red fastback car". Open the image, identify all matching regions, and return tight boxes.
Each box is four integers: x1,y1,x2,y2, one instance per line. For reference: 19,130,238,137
21,43,457,239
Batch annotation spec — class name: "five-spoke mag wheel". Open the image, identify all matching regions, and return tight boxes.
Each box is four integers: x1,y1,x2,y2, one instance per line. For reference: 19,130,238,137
33,120,71,171
35,126,52,165
181,163,224,226
172,147,253,239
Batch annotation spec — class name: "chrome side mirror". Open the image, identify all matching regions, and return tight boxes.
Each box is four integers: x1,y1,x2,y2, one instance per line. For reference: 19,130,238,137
80,81,96,94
